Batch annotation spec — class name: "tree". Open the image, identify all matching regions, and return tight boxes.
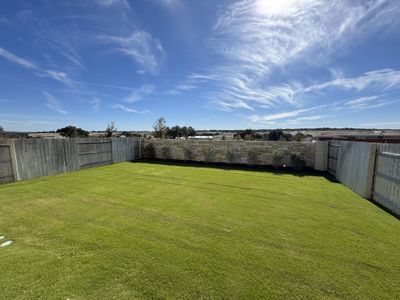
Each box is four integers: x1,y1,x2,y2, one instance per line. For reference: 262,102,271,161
234,129,262,141
0,126,4,137
56,126,89,138
267,129,292,141
153,117,167,139
187,126,196,137
105,121,117,137
166,125,196,139
268,129,284,141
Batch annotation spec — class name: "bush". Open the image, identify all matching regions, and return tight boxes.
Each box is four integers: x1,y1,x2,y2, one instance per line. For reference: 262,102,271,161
160,146,170,160
272,150,286,168
246,149,259,165
183,146,194,161
202,147,215,163
144,144,155,158
290,152,306,171
226,148,239,164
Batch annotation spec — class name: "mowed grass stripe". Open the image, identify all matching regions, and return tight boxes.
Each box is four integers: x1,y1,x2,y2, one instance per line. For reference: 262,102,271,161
0,162,399,299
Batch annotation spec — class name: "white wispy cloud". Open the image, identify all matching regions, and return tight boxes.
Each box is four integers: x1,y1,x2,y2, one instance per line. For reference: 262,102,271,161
202,0,400,112
247,108,310,123
91,97,102,113
303,69,400,93
212,0,398,73
44,91,69,115
95,0,130,7
360,121,400,128
16,9,85,70
0,47,38,69
124,84,155,103
0,47,78,88
289,115,323,123
100,32,165,75
343,95,397,110
113,104,151,114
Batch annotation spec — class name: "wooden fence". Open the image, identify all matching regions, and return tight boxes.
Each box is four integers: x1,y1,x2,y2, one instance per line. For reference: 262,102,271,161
372,144,400,215
327,141,340,176
0,143,14,183
0,138,142,183
328,141,400,216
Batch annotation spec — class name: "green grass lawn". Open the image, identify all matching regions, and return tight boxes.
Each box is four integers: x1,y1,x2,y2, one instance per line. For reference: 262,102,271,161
0,162,399,299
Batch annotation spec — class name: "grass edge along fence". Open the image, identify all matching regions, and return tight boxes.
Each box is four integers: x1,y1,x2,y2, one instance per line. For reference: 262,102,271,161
0,137,143,184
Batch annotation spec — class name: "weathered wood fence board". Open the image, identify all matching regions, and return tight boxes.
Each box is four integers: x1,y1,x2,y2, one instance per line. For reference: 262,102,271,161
0,143,14,183
0,137,142,183
335,141,376,199
373,144,400,215
13,139,68,180
330,140,399,216
78,139,112,168
64,139,80,172
327,141,340,176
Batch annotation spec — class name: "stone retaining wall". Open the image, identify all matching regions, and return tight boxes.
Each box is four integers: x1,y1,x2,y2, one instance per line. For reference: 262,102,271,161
144,139,318,168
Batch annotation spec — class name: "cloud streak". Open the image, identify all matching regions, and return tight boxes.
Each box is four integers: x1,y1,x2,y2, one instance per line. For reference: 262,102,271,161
197,0,400,113
113,104,151,114
99,32,165,75
44,91,69,115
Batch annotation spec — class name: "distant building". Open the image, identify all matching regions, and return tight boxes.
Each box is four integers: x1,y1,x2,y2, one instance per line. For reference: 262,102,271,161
27,132,64,139
188,136,214,140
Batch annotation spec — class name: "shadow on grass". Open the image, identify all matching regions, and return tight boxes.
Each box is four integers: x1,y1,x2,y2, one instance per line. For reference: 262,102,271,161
133,158,339,183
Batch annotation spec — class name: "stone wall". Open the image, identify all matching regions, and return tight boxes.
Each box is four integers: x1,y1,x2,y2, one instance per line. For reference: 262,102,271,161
144,139,318,168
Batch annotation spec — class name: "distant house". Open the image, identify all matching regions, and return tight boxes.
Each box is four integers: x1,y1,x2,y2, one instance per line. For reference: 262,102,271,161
27,132,64,139
188,136,214,140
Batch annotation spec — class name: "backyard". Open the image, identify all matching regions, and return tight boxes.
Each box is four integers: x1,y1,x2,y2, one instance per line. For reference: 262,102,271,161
0,162,399,299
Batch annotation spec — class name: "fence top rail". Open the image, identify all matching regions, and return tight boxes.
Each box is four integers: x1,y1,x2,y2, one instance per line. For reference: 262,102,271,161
0,144,10,147
378,151,400,158
77,141,111,145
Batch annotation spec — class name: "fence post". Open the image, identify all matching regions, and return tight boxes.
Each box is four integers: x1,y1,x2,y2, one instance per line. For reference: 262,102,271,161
365,143,378,200
138,138,142,158
110,138,115,164
314,141,328,171
9,139,20,181
131,138,135,160
335,141,342,181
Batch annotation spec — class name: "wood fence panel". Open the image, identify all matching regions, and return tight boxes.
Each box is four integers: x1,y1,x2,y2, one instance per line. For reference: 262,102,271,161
77,138,112,169
335,141,376,199
328,141,340,176
126,138,136,161
13,139,67,180
111,138,127,163
0,143,14,183
373,144,400,215
64,139,79,172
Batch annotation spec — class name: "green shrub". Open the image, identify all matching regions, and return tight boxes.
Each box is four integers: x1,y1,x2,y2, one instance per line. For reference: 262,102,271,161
246,149,259,165
160,146,170,160
272,150,286,168
183,146,194,161
290,152,306,171
226,148,239,163
202,147,215,162
144,143,155,158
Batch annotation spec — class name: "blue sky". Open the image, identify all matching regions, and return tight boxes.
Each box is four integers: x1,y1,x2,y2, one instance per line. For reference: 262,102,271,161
1,0,400,131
